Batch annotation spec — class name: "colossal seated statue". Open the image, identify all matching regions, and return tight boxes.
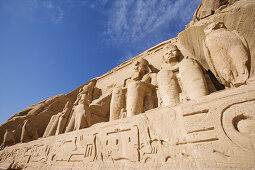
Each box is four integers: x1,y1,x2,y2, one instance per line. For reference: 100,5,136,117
158,45,209,105
157,45,181,107
20,120,38,143
126,59,157,117
43,101,72,137
110,46,211,120
1,129,15,149
110,87,125,121
203,22,250,88
65,80,96,132
110,58,158,120
179,56,209,100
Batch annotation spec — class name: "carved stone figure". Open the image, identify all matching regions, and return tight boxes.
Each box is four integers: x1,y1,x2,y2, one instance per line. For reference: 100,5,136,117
125,58,157,117
1,1,255,169
179,56,209,100
55,102,71,135
43,114,57,138
21,120,38,143
203,22,250,88
1,129,15,148
43,101,72,137
109,58,157,120
65,80,96,132
157,45,180,107
109,87,125,121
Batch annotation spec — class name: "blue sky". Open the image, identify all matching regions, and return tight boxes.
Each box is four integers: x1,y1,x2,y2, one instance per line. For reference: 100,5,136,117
0,0,201,125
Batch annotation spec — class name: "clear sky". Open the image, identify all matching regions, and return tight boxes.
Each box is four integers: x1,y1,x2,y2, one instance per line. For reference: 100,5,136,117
0,0,201,125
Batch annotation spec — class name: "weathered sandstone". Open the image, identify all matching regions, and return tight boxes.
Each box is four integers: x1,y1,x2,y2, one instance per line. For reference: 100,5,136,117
1,0,255,169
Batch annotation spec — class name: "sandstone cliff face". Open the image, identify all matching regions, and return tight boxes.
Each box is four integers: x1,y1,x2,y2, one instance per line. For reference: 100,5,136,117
192,0,240,22
1,0,255,145
0,87,80,144
0,0,255,169
0,80,108,144
179,0,255,78
1,0,254,144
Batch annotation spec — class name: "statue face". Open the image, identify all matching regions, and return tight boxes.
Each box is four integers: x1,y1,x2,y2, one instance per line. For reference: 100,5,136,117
134,59,148,75
163,47,179,63
77,89,90,105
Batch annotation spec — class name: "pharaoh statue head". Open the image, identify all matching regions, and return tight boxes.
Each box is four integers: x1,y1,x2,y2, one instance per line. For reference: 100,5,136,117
62,101,71,112
132,58,151,80
162,45,181,64
77,79,96,105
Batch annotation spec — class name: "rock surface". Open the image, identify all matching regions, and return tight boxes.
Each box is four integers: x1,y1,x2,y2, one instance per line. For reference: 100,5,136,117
0,83,255,169
180,0,255,78
1,0,255,169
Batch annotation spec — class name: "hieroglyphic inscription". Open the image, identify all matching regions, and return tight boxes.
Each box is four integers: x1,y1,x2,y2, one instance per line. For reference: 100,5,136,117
23,144,51,163
0,148,20,163
178,109,219,145
221,100,255,153
104,126,140,162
